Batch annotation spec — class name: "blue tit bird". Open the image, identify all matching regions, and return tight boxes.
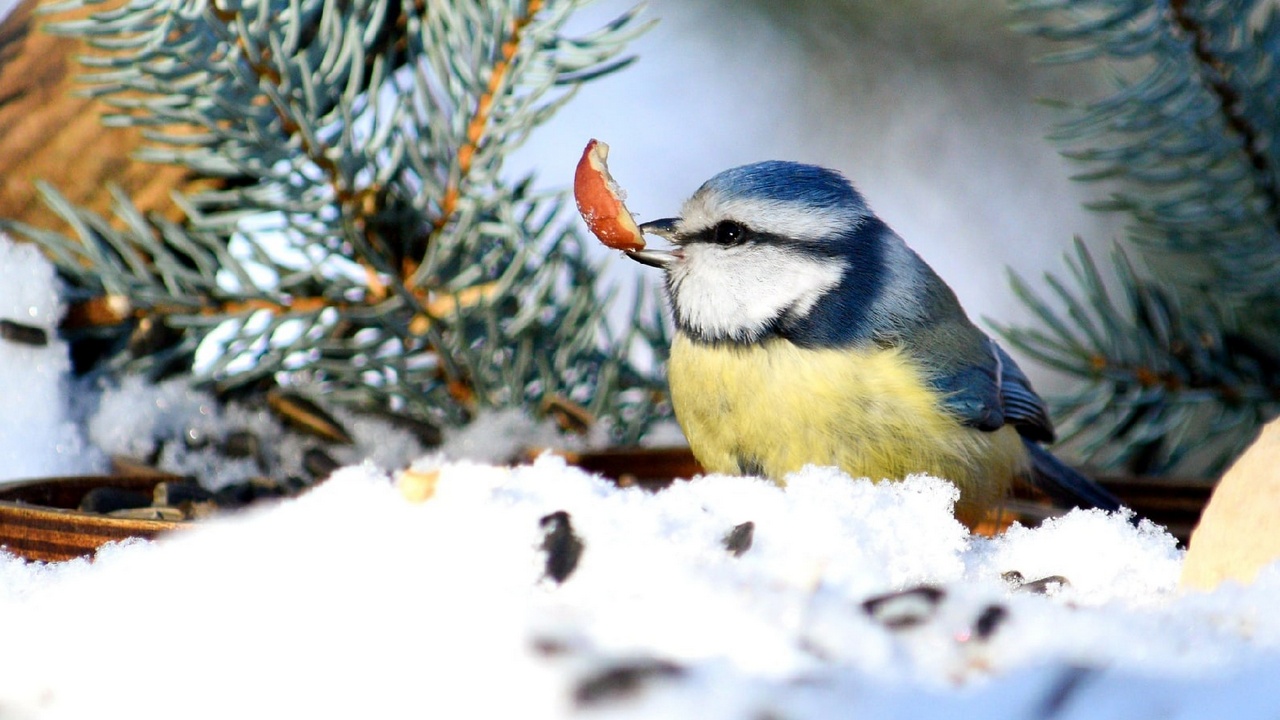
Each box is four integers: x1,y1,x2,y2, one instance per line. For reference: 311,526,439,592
625,161,1120,524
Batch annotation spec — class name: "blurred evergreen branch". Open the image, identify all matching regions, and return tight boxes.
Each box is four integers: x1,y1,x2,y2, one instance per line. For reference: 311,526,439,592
1002,0,1280,475
2,0,670,443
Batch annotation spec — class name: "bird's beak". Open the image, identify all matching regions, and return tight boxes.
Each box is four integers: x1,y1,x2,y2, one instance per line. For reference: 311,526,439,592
627,218,681,270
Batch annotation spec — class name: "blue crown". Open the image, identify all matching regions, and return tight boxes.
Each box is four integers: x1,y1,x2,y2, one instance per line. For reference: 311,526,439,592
700,161,863,209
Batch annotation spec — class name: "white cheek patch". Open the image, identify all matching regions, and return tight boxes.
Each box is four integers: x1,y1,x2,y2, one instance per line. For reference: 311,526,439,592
669,244,845,340
680,193,866,242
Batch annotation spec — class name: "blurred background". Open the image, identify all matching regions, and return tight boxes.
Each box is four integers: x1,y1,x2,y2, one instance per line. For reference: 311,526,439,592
510,0,1123,391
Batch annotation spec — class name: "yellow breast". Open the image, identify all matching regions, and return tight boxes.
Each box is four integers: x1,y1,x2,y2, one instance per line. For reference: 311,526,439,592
667,331,1028,517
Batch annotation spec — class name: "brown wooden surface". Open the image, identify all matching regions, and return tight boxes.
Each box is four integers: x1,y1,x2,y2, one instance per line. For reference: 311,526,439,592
0,0,200,232
555,447,704,490
0,474,183,562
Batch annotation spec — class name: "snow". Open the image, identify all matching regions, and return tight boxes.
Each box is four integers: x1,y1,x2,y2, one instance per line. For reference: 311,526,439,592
0,238,101,481
3,236,1280,718
1,459,1280,719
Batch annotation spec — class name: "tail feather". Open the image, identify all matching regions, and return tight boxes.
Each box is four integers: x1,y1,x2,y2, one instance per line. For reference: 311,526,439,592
1023,440,1122,512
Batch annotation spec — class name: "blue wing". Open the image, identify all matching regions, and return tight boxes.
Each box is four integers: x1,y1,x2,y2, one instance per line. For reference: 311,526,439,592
991,342,1055,443
931,338,1122,510
931,338,1054,443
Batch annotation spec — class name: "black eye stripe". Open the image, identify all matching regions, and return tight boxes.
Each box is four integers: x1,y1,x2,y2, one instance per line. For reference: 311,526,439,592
686,224,844,263
687,223,840,260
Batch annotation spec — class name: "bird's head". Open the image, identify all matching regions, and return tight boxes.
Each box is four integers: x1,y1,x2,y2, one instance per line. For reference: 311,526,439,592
630,161,892,345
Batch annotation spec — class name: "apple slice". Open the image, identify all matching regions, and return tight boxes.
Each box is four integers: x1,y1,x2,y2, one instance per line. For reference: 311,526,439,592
574,139,645,251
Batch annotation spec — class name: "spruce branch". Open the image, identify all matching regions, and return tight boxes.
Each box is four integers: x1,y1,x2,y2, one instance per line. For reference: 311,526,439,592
1014,0,1280,301
1002,0,1280,474
996,239,1280,474
7,0,667,442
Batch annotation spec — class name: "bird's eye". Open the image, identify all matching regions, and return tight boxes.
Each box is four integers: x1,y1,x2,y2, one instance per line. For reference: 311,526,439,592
714,221,746,245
